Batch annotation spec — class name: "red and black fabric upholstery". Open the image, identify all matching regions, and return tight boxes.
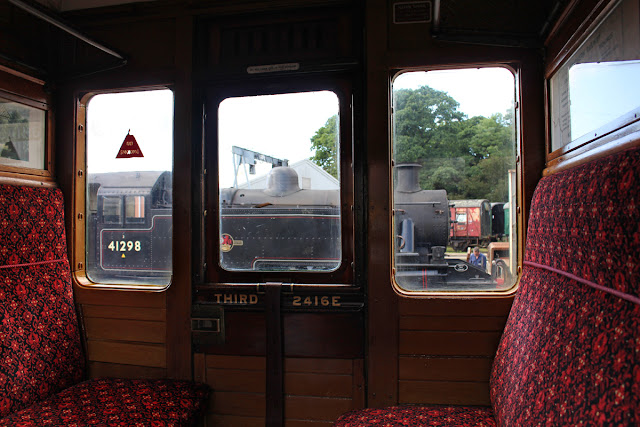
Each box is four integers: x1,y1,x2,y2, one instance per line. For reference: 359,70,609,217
334,405,496,426
334,146,640,426
490,147,640,426
0,378,210,426
0,185,209,424
0,186,84,418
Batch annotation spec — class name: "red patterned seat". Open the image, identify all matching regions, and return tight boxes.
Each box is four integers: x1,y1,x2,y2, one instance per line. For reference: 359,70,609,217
334,147,640,426
0,378,209,427
0,185,209,425
334,405,495,426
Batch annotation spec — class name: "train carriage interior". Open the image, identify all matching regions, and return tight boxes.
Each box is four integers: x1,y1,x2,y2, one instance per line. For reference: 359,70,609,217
1,0,639,425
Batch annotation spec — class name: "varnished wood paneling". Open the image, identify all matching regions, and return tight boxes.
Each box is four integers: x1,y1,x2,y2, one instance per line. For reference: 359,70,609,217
205,354,266,370
399,356,494,382
82,304,166,321
84,318,166,344
351,358,365,410
194,353,206,383
285,420,334,427
285,372,352,398
206,368,266,393
207,414,264,427
88,361,166,379
399,380,491,406
210,391,266,417
398,297,514,317
87,341,166,368
399,331,503,356
285,357,352,374
400,315,508,331
198,355,363,424
75,288,166,308
285,396,353,422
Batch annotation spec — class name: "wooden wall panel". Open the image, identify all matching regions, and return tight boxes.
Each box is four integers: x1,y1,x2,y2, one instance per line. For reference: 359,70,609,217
399,357,493,382
399,331,503,356
89,361,166,379
285,396,353,422
397,297,512,406
202,354,267,425
84,318,166,344
75,290,168,378
399,380,492,406
82,304,166,321
86,341,166,368
197,354,364,426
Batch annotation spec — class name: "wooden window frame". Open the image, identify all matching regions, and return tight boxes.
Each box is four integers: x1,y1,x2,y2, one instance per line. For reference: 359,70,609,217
388,64,522,298
0,65,54,184
73,87,175,291
201,76,356,288
544,0,640,163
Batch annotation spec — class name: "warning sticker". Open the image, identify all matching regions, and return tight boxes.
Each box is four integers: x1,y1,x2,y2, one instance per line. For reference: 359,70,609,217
116,131,144,158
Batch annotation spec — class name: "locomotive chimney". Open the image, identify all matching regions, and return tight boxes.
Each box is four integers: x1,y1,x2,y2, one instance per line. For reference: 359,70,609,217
395,163,422,193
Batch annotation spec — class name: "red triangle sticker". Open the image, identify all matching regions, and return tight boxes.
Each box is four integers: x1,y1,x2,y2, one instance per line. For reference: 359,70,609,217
116,131,144,158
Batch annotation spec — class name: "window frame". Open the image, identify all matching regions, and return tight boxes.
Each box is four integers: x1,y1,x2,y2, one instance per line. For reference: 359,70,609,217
0,67,54,182
73,86,175,291
201,77,355,287
545,0,640,161
389,64,522,297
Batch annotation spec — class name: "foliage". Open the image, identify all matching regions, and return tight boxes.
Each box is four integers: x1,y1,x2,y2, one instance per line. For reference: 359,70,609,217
310,114,339,179
309,85,515,201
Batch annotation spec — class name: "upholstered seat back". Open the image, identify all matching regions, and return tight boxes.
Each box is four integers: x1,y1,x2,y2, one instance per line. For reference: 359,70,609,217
490,148,640,425
0,185,84,418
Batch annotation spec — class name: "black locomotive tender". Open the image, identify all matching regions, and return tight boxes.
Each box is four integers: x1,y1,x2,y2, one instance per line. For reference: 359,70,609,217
88,165,503,289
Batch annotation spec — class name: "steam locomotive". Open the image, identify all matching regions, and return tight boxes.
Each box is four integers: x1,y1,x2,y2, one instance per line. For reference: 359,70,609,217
88,166,501,289
393,164,497,291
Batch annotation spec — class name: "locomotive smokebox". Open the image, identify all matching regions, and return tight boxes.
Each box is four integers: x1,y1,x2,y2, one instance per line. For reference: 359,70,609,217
394,164,449,249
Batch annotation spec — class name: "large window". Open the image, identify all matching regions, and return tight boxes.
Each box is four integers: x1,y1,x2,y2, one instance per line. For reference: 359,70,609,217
84,89,173,287
392,67,518,293
217,91,341,273
549,0,640,152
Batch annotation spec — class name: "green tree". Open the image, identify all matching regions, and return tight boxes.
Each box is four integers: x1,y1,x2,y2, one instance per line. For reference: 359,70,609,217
308,86,515,202
393,86,466,163
310,115,339,178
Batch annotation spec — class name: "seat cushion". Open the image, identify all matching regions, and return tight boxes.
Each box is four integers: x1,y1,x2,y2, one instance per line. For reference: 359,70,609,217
0,261,85,418
333,405,495,426
0,378,210,426
490,147,640,426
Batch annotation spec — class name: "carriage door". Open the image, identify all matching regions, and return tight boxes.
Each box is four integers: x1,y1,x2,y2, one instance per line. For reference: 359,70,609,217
191,8,365,426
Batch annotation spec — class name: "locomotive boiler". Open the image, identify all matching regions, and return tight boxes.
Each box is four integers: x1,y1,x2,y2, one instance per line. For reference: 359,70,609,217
219,166,341,272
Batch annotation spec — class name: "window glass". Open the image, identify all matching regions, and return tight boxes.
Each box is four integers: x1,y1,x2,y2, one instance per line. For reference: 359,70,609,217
125,195,146,223
85,89,173,287
550,0,640,151
218,91,341,272
0,95,45,170
102,196,122,224
392,68,518,293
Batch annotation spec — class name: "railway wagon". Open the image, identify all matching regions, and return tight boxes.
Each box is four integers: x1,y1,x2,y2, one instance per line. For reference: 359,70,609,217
1,0,639,425
449,199,492,251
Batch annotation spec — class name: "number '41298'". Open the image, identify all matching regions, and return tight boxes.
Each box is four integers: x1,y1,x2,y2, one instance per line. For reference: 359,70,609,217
108,240,141,251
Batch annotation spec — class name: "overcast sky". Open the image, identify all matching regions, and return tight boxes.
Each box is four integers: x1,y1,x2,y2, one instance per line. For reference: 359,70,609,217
85,67,516,182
